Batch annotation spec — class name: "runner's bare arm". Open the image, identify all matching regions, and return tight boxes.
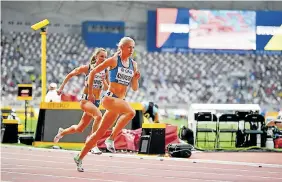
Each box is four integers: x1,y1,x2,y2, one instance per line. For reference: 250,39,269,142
58,65,88,94
131,61,140,91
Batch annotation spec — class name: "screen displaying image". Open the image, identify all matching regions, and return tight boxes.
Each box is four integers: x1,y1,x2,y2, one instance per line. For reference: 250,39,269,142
189,10,256,50
256,10,282,51
156,8,189,49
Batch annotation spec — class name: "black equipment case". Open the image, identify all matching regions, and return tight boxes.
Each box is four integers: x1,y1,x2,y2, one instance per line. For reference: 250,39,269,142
167,143,193,158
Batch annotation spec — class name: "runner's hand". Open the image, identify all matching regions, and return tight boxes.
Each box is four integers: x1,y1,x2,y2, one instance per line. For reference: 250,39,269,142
88,94,95,102
134,70,141,80
57,88,63,95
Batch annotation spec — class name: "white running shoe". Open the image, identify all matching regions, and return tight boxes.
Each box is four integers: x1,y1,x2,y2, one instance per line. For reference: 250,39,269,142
53,128,64,143
74,155,84,172
105,138,116,153
91,146,102,155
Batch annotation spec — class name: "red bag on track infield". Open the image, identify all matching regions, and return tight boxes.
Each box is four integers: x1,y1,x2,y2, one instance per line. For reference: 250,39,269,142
274,137,282,148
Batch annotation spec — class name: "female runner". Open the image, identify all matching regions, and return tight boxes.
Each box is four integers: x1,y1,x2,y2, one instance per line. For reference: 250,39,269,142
74,37,140,172
53,48,109,154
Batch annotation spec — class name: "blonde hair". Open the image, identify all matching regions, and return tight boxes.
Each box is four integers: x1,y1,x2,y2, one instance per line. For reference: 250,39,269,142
117,37,135,49
89,48,106,65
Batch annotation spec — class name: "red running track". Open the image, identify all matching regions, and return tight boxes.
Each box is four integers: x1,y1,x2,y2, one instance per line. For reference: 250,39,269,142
1,145,282,182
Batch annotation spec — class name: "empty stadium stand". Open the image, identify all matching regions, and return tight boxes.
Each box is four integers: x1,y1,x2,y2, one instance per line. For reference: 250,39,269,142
1,31,282,108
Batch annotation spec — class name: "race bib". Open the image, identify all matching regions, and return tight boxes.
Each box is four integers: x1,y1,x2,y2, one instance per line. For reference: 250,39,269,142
115,67,134,86
93,71,105,89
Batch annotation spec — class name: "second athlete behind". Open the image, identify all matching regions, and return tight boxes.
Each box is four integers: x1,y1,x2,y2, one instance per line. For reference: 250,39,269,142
53,48,109,154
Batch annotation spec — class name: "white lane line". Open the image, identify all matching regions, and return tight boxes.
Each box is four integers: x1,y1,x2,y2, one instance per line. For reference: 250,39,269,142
1,167,28,170
1,171,126,182
2,146,282,169
2,151,282,173
1,163,231,182
2,157,282,180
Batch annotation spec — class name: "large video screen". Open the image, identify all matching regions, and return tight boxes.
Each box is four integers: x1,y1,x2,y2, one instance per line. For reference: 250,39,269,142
256,11,282,51
189,10,256,50
156,8,189,49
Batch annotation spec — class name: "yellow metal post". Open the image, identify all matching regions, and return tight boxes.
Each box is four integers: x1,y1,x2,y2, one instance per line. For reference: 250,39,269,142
40,30,47,102
31,19,49,102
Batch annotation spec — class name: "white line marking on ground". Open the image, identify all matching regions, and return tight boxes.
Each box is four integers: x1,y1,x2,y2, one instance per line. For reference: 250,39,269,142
2,145,282,169
1,171,126,182
1,156,280,175
1,157,282,180
1,167,29,170
2,150,282,172
1,163,230,182
190,159,282,168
